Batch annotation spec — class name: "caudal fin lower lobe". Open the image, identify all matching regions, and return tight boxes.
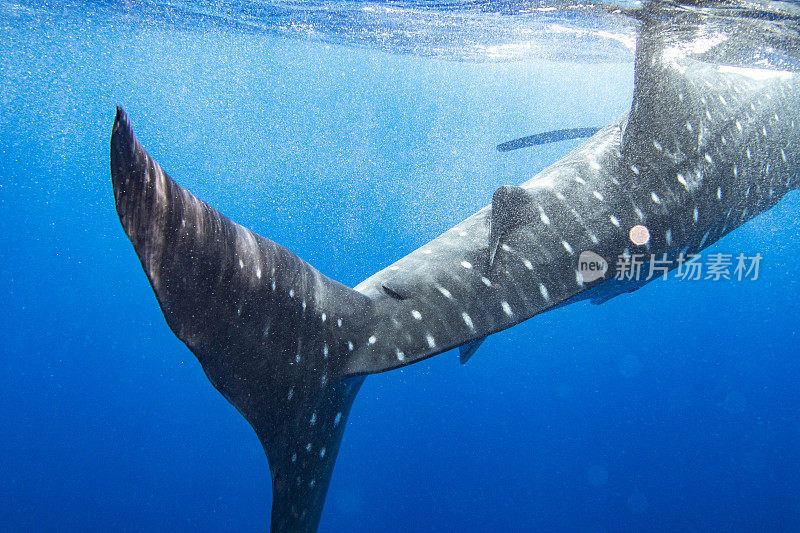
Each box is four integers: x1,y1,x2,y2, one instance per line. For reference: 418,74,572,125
111,107,371,532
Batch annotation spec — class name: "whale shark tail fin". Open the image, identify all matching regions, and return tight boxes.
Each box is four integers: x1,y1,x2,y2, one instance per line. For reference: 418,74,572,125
111,106,370,532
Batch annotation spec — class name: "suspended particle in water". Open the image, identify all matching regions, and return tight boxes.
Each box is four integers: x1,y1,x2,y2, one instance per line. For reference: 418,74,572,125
629,224,651,246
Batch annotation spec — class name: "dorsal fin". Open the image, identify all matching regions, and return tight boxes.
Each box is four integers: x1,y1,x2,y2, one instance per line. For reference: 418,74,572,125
488,185,536,268
622,16,700,168
111,107,370,532
623,13,773,173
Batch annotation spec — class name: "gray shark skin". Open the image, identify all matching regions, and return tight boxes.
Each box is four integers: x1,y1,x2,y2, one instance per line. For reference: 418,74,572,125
110,5,800,532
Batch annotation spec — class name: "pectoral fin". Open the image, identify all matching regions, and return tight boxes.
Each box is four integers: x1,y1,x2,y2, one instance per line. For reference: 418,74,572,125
497,127,600,152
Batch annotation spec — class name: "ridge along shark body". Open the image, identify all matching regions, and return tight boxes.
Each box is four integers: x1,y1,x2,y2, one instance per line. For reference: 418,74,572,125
110,5,800,532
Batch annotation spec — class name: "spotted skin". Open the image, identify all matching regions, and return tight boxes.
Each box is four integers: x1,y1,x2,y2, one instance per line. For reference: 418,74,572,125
112,109,368,532
348,15,800,376
111,9,799,533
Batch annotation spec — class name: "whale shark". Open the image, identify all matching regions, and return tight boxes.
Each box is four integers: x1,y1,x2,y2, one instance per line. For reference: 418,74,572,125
110,4,799,531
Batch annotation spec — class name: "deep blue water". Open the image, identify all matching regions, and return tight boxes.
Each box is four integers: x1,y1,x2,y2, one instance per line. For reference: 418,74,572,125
2,1,800,531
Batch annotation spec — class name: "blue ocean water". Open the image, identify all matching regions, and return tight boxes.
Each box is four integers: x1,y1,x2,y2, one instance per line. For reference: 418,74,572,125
1,1,799,531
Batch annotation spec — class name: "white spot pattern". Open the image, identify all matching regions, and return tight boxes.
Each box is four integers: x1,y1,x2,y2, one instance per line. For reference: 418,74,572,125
426,334,436,349
462,312,475,331
539,206,550,225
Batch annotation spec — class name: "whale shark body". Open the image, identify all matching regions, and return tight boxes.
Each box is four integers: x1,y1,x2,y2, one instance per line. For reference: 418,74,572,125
110,5,799,532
